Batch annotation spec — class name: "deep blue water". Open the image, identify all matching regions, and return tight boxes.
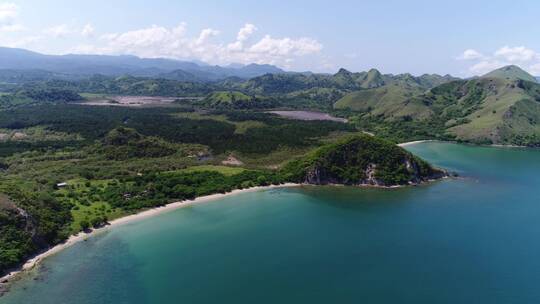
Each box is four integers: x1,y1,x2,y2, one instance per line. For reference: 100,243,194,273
3,142,540,303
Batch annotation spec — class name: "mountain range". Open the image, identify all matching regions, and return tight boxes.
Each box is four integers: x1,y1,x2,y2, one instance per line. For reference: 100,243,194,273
2,46,540,146
336,65,540,145
0,47,284,82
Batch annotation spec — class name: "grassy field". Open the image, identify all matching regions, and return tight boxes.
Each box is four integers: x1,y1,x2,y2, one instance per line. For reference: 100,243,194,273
55,179,124,233
334,84,421,113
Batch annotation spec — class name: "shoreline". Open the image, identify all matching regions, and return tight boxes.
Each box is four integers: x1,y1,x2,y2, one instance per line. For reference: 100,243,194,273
398,139,530,149
397,140,434,147
0,183,300,288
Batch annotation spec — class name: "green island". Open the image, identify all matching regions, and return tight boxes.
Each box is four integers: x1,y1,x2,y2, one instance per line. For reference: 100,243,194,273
1,47,540,282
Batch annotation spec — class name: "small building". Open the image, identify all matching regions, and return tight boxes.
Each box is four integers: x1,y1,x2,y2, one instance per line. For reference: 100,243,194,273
56,182,68,188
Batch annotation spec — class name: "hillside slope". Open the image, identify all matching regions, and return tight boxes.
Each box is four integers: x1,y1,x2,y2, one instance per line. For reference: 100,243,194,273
346,66,540,146
334,83,429,118
201,91,277,109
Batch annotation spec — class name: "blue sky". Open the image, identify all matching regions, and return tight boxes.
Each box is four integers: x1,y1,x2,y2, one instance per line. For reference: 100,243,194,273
1,0,539,76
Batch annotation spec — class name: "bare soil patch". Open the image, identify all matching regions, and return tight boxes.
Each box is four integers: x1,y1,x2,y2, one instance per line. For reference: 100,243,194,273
221,155,243,166
81,96,202,107
269,111,348,123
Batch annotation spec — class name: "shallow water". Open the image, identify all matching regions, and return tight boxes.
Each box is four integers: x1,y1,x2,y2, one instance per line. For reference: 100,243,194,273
3,142,540,304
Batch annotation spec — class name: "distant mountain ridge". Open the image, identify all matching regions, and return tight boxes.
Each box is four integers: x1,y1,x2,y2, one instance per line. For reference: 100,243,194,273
0,47,285,81
235,68,458,95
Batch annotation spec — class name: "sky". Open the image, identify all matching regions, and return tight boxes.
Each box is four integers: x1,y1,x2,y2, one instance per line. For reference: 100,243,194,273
0,0,539,76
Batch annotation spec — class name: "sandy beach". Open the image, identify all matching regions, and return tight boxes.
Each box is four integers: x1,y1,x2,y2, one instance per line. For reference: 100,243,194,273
0,183,300,286
397,140,434,147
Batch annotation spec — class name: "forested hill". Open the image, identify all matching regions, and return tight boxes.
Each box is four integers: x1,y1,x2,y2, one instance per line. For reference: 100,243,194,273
282,134,446,186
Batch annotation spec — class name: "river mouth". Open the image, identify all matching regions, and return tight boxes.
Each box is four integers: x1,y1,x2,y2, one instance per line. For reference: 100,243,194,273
4,142,540,304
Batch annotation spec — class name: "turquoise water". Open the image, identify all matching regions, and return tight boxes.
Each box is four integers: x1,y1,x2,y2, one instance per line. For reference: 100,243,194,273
3,142,540,303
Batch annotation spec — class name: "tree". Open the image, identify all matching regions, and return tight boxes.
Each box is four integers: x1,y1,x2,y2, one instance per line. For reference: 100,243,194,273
80,220,90,231
91,217,104,228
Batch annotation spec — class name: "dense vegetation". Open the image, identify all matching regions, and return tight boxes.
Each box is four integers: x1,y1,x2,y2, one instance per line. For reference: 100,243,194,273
0,88,82,110
0,105,354,156
282,134,444,186
101,127,178,160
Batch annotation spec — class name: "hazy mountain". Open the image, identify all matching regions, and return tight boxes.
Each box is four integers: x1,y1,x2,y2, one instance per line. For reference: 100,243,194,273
0,47,285,82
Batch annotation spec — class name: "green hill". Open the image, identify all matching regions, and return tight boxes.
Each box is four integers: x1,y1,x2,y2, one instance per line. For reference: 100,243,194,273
282,134,446,186
102,127,178,160
204,91,252,104
444,78,540,144
202,91,276,109
349,72,540,146
482,65,537,83
334,83,428,118
333,71,458,115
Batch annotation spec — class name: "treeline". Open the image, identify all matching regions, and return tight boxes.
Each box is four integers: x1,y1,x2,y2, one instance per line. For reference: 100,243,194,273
0,105,354,156
0,88,82,110
99,170,284,211
351,115,456,143
20,76,216,97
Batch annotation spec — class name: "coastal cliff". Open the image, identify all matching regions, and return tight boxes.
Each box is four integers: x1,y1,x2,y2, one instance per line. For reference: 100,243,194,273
282,134,446,187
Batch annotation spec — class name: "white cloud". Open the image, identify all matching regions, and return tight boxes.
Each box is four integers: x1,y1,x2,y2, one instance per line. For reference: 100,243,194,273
237,23,256,42
0,23,24,32
459,46,540,76
99,32,119,40
530,63,540,76
227,23,257,51
468,60,506,75
98,24,189,58
43,24,74,38
195,28,219,45
0,2,23,33
0,3,17,22
494,46,536,62
81,23,95,37
74,23,323,68
249,35,322,56
458,49,484,60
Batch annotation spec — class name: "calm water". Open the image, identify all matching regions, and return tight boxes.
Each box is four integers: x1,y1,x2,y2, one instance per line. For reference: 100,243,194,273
3,142,540,304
